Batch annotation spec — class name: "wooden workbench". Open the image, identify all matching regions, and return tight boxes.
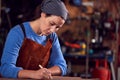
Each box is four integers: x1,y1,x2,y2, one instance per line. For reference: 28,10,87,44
0,76,99,80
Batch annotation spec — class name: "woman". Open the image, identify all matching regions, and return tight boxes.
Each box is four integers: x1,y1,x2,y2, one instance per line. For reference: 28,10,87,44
0,0,68,79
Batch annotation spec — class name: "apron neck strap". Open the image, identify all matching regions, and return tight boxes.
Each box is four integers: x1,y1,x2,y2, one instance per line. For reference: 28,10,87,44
20,23,26,38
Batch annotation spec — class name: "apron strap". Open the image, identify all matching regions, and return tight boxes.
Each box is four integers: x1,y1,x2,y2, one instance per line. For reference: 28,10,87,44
20,23,26,38
19,23,52,41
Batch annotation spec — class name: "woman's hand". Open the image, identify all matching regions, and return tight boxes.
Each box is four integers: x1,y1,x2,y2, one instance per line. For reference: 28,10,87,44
18,68,52,80
33,68,53,80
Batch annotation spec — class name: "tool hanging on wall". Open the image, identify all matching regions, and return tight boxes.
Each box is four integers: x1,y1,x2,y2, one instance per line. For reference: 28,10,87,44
1,6,12,29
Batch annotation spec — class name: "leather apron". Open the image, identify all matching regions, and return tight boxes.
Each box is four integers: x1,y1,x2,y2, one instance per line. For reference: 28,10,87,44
16,24,52,70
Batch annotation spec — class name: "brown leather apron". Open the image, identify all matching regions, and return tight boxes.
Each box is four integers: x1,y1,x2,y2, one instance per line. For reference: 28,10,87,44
16,24,52,70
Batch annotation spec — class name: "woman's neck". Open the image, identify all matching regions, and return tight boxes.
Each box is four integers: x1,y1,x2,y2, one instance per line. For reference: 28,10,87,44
29,18,42,35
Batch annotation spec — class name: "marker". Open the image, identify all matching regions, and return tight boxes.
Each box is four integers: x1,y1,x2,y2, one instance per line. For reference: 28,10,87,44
39,64,43,69
39,64,53,80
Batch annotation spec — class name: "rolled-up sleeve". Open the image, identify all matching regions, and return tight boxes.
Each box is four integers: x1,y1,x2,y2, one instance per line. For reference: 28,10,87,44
0,26,23,78
48,33,67,75
0,64,23,78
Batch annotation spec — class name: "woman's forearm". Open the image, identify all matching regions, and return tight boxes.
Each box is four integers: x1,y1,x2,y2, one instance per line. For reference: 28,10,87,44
18,70,36,79
18,68,52,79
48,66,62,76
17,66,62,79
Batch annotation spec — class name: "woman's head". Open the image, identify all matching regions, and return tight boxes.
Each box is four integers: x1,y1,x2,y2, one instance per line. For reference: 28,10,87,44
41,0,68,20
39,12,65,36
34,0,68,21
33,0,68,36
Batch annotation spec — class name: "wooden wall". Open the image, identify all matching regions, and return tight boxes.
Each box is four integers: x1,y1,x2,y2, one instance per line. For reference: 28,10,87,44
57,0,120,78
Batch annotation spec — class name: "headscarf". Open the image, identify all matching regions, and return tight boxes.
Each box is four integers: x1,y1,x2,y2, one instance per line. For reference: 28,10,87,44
41,0,68,20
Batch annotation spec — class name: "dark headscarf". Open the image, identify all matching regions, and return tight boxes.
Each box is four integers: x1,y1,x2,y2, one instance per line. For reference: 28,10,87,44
41,0,68,20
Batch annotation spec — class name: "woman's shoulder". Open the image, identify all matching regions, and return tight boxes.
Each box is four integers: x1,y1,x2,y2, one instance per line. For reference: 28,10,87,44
8,23,28,39
9,25,21,34
10,22,29,34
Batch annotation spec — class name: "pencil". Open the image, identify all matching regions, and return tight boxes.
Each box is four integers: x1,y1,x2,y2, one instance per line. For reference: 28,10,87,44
39,64,43,69
39,64,53,79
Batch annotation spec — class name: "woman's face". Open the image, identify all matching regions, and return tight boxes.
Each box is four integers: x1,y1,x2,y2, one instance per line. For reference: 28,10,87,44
40,13,65,36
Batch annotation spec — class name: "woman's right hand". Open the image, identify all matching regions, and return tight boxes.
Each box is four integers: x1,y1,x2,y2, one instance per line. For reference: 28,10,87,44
32,68,53,80
18,68,52,80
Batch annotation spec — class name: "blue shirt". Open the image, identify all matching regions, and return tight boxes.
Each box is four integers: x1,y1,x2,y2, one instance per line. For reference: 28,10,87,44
0,22,67,78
